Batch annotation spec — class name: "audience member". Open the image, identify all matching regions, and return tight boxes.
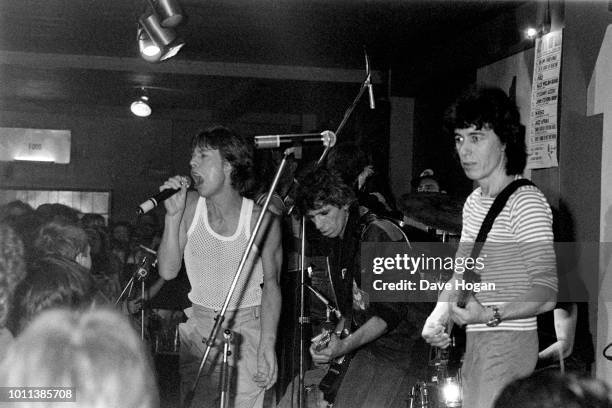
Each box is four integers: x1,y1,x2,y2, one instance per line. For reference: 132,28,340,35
0,223,26,360
3,211,44,264
35,203,81,226
33,221,92,270
134,212,162,251
110,220,132,266
411,168,443,193
0,200,33,221
9,255,96,335
81,212,106,229
0,308,159,408
85,227,122,303
493,371,611,408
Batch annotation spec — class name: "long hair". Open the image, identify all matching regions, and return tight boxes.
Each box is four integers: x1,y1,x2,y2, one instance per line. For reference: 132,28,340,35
191,125,256,197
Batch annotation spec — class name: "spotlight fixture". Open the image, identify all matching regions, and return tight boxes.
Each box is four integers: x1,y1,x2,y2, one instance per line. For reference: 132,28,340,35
139,12,185,61
138,27,162,62
131,94,152,117
155,0,184,28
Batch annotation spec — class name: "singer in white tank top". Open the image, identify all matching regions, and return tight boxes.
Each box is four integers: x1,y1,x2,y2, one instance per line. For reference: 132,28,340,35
156,127,282,408
184,196,264,310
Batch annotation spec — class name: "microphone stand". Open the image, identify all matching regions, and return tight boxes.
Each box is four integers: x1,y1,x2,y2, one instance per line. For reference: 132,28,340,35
115,252,156,341
328,73,372,159
297,217,307,408
220,330,233,408
288,75,372,407
182,147,296,408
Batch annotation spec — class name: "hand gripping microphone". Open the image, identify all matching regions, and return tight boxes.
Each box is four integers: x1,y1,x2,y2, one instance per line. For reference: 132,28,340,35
254,130,336,149
137,177,191,215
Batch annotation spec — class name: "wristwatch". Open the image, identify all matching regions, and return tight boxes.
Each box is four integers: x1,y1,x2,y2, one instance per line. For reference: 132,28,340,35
486,306,502,327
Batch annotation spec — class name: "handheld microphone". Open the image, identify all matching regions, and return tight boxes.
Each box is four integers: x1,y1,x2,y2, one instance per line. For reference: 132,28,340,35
137,177,191,215
254,130,336,149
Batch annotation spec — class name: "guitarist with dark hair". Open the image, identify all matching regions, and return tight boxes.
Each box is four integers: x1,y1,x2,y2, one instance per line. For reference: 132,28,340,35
294,167,432,408
422,87,557,408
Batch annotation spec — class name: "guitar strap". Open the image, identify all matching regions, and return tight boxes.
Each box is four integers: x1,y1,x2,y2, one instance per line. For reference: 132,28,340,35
459,178,535,306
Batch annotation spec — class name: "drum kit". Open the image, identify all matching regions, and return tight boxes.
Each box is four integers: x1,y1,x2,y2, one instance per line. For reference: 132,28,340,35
398,192,464,241
398,193,465,408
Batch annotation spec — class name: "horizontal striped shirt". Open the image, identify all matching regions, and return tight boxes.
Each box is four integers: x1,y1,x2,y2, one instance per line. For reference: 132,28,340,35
456,182,557,332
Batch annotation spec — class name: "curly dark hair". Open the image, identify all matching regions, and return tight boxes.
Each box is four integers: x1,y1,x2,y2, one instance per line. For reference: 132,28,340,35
293,167,356,216
0,223,26,327
444,86,526,175
191,125,255,197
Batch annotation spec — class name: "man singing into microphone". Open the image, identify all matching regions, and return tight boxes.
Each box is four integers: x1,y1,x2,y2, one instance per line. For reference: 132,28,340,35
157,126,282,408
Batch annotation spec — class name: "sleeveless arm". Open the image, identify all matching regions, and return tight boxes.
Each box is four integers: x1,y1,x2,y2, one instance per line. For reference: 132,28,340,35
252,209,282,388
158,192,197,280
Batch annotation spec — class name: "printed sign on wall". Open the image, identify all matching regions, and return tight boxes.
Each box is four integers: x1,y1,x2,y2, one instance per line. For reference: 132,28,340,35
0,127,71,163
527,30,562,169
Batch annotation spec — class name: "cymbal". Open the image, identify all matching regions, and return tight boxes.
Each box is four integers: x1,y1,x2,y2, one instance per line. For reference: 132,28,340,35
399,192,464,234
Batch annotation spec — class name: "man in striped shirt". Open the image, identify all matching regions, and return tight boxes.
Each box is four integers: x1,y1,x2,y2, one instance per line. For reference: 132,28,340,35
422,87,557,408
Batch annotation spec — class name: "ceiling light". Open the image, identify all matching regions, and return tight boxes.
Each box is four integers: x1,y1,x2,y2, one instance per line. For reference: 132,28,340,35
525,27,538,39
131,95,151,117
525,1,552,41
156,0,184,28
139,13,185,61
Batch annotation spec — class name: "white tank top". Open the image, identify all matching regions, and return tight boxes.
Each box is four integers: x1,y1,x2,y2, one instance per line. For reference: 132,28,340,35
184,197,264,310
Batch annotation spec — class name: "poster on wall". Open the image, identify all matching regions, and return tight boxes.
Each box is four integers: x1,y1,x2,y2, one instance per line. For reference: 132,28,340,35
527,30,562,169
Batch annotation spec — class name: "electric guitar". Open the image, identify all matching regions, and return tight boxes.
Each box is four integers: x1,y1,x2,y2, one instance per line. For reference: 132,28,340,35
311,317,353,405
437,272,478,374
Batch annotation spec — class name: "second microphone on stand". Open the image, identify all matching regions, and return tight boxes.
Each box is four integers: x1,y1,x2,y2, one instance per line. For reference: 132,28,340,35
254,130,336,149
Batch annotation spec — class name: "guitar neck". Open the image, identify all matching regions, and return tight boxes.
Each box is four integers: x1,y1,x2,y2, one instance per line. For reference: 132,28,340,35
445,273,476,333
